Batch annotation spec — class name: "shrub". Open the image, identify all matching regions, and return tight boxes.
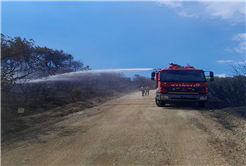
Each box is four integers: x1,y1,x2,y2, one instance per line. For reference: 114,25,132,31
207,75,246,107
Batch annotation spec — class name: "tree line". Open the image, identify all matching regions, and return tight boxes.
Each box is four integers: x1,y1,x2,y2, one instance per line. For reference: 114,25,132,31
1,34,91,90
1,34,155,119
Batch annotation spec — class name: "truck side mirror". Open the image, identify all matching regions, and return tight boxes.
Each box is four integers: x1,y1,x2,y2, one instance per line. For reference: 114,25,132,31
210,71,214,82
151,71,155,80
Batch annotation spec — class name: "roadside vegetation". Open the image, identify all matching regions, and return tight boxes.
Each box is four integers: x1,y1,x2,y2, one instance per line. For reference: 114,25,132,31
1,34,154,137
206,63,246,109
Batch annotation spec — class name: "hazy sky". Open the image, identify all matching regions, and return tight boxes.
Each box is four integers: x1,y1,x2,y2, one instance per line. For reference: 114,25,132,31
1,1,245,78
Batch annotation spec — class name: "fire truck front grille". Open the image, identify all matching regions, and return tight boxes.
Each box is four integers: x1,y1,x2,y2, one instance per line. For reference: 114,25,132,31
171,97,197,100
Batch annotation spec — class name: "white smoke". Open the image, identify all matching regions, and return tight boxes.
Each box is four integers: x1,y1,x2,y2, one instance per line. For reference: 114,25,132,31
28,68,154,83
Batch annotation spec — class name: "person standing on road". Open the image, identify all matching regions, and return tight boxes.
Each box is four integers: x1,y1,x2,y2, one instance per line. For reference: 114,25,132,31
145,85,150,96
139,86,145,96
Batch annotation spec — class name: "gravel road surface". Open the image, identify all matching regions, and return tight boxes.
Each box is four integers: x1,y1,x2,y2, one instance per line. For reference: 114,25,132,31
2,90,230,165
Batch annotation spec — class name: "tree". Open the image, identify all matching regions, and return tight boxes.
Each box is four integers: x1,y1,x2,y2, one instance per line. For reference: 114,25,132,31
34,47,74,76
71,60,84,71
1,34,91,92
1,34,41,89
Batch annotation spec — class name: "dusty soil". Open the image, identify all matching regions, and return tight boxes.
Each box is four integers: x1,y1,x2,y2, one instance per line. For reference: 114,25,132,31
2,90,246,165
1,93,125,141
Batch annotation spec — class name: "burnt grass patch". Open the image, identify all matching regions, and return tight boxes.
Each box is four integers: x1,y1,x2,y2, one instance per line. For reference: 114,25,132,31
199,106,246,165
202,106,246,130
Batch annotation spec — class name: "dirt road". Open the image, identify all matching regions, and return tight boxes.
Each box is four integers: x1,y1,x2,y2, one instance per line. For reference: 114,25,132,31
2,90,231,165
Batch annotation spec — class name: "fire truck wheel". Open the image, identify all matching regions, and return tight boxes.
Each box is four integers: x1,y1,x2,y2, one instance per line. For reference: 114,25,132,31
155,98,166,107
198,101,205,108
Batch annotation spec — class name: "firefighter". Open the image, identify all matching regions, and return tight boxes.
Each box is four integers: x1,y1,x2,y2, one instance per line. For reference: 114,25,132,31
145,85,150,96
139,86,145,96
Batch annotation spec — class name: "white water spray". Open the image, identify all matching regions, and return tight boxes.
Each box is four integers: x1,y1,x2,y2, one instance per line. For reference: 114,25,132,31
28,68,154,83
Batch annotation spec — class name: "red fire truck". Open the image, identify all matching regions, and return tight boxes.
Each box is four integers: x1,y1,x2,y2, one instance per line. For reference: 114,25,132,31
151,63,214,107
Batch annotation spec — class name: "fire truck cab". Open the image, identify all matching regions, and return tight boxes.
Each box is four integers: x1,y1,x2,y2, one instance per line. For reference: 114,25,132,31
151,63,214,107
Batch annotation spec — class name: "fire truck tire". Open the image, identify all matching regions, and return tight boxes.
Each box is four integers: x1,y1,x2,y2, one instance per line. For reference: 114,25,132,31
198,101,205,108
155,98,165,107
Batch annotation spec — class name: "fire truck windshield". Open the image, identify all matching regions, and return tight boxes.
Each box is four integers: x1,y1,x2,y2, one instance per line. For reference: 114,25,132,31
160,70,206,82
